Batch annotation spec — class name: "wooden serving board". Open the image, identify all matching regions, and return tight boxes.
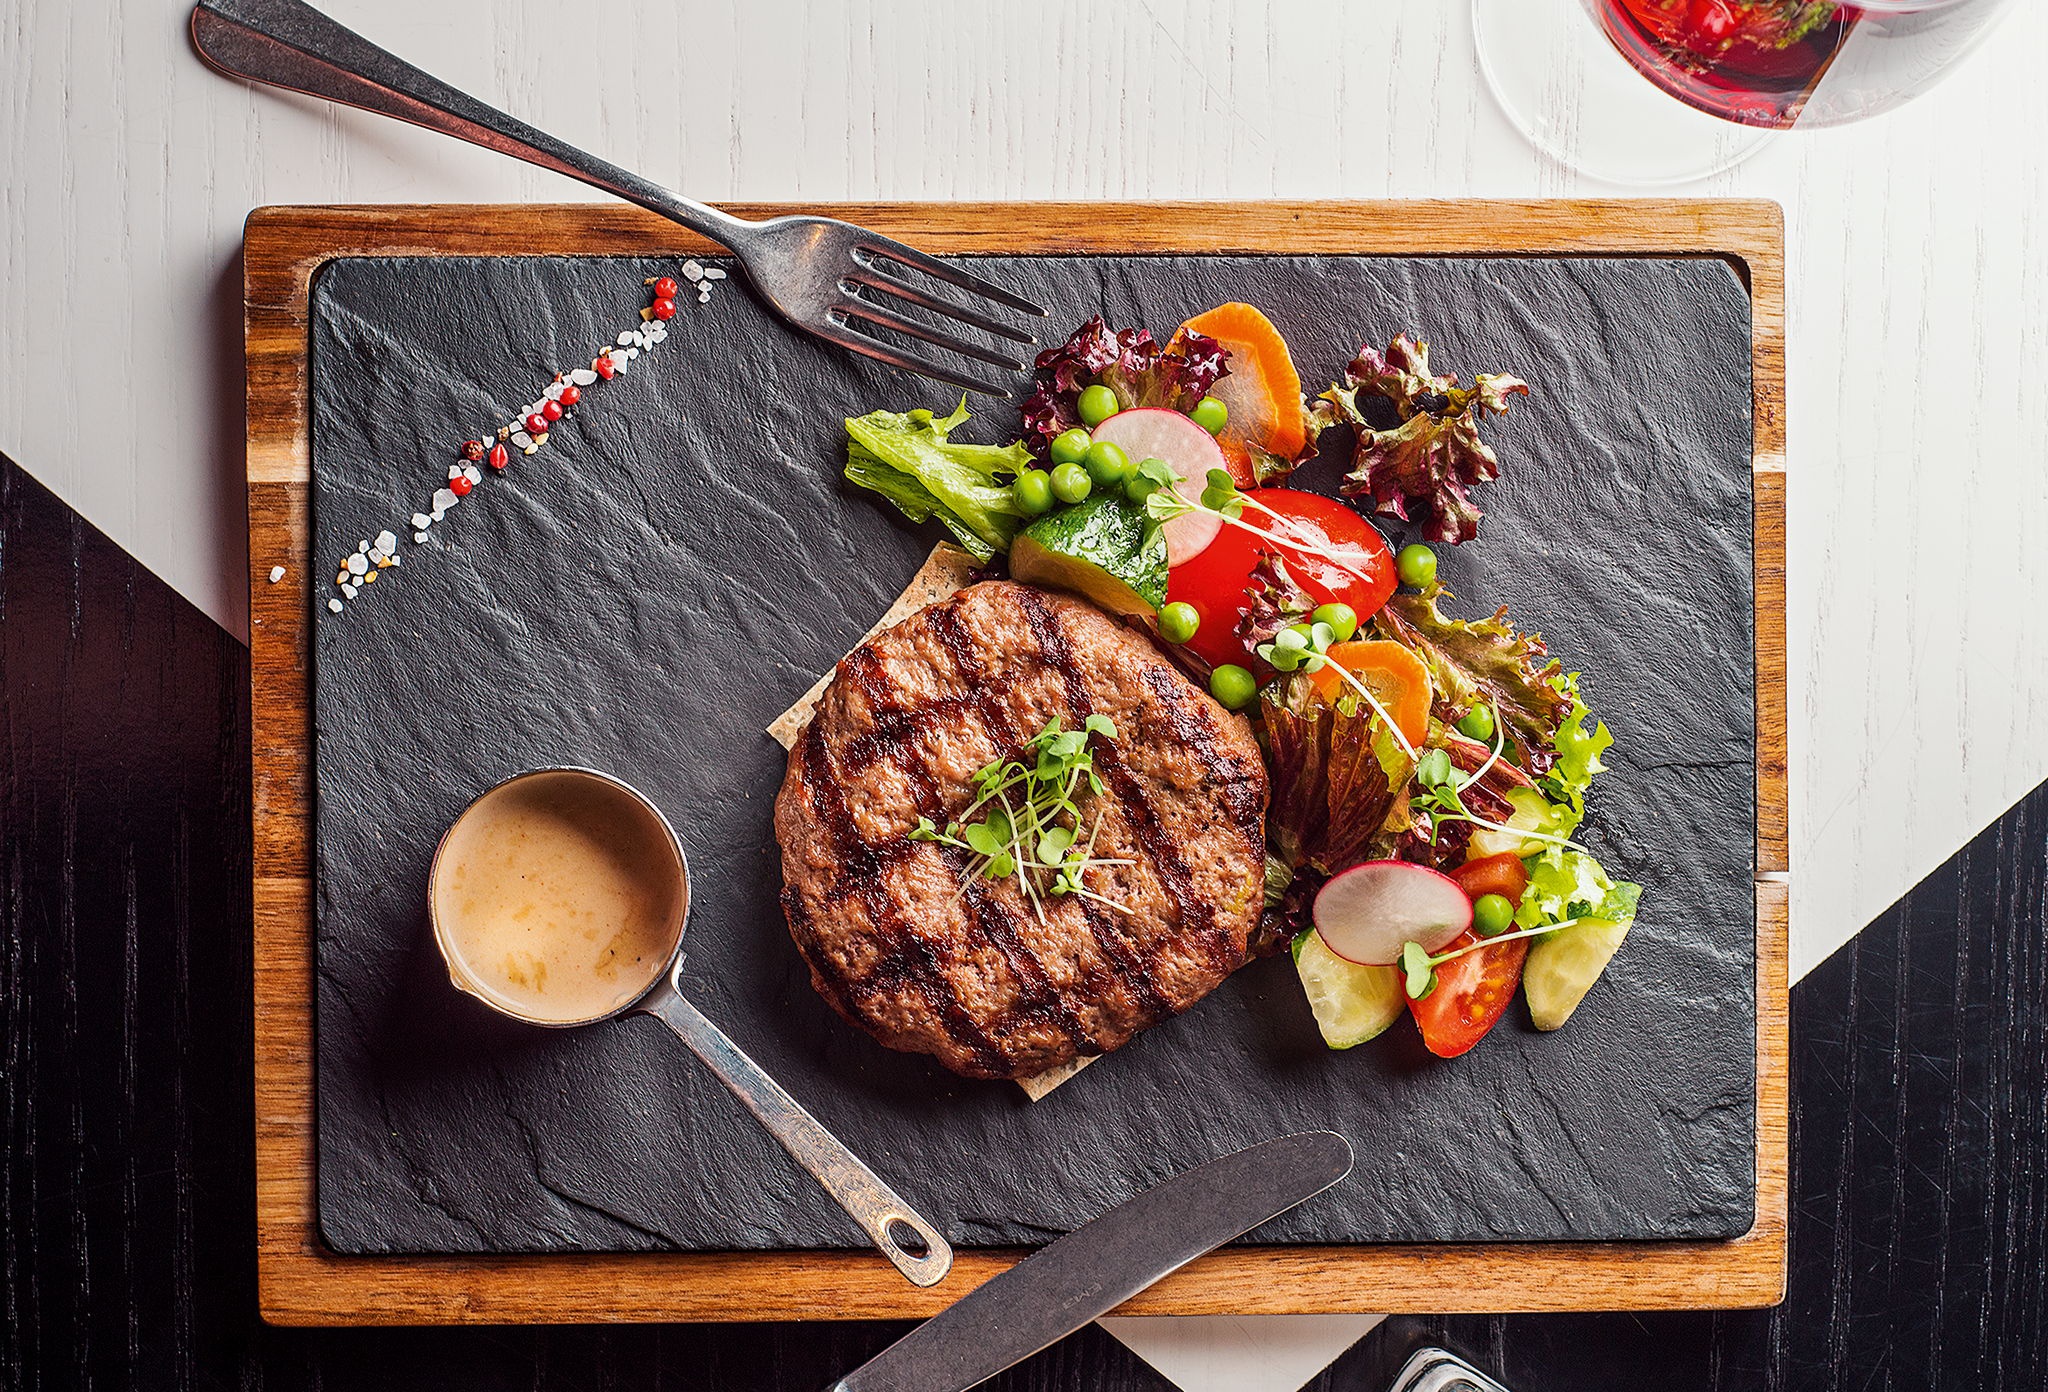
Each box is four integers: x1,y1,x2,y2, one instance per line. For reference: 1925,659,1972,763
247,200,1787,1324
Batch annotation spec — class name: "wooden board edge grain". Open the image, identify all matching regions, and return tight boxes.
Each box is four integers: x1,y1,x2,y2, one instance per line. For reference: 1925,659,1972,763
247,200,1790,1324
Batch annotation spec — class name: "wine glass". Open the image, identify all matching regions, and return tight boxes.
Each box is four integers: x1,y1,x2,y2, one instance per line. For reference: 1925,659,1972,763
1473,0,2018,185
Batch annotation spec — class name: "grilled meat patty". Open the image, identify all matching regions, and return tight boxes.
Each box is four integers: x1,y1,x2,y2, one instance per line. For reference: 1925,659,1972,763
774,581,1269,1080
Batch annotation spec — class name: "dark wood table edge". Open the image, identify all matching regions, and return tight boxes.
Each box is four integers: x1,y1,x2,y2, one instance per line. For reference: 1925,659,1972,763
245,199,1788,1324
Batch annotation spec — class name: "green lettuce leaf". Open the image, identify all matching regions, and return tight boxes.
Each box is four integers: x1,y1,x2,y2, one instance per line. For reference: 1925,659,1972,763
1538,672,1613,818
1371,580,1573,777
1516,846,1641,932
844,400,1033,562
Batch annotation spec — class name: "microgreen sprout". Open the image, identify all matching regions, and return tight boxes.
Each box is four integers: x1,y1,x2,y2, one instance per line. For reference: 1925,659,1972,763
909,713,1133,922
1252,616,1422,762
1411,724,1592,858
1397,921,1577,1000
1146,466,1387,592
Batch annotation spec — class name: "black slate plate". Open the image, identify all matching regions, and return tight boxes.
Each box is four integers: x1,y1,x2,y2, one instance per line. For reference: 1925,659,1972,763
310,252,1754,1254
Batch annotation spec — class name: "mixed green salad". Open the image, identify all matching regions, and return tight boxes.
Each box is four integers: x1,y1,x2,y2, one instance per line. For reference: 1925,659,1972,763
838,303,1642,1060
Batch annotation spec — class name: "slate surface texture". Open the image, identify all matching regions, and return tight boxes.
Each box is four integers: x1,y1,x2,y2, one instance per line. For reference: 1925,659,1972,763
307,253,1755,1254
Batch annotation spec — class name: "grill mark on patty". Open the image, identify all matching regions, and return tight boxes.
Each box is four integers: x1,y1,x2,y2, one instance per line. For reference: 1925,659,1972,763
797,678,1011,1077
839,635,1104,1066
1014,587,1226,988
933,596,1173,1025
1139,663,1267,966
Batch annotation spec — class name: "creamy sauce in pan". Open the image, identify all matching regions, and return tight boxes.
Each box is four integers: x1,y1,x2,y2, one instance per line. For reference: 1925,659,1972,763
432,772,684,1024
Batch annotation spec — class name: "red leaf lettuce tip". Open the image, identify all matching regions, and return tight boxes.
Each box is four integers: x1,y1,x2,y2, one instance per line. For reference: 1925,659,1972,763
1021,315,1231,461
1317,333,1528,545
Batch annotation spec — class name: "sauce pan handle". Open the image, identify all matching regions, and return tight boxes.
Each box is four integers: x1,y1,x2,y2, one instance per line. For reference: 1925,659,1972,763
636,980,954,1288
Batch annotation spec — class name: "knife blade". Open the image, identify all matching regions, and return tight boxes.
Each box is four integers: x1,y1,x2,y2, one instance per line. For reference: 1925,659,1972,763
827,1129,1354,1392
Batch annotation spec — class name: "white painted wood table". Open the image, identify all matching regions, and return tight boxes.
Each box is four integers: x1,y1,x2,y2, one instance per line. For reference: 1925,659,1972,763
5,1,2044,1386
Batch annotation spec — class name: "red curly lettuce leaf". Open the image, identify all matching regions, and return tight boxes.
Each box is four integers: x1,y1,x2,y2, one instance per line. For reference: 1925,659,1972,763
1318,333,1528,545
1371,580,1572,778
1260,671,1415,876
1021,316,1231,460
1233,550,1316,654
1252,858,1321,959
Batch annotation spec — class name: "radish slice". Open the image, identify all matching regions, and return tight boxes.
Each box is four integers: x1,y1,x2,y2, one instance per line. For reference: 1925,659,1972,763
1090,407,1228,566
1313,861,1473,966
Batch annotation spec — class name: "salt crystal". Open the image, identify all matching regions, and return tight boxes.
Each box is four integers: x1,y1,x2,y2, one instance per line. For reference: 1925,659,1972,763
375,530,397,552
389,553,401,566
570,368,598,386
544,381,565,400
702,267,726,280
367,548,387,565
357,540,370,553
511,430,534,450
411,512,432,530
345,553,368,576
625,347,639,360
267,565,286,583
448,464,463,480
341,583,359,598
463,466,482,485
433,487,459,511
683,260,703,281
698,288,712,303
617,331,636,346
431,508,445,522
414,531,429,544
328,598,344,613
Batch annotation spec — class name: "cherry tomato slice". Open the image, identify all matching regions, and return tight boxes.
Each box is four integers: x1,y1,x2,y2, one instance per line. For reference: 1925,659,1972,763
1165,488,1396,672
1407,930,1528,1058
1450,851,1530,906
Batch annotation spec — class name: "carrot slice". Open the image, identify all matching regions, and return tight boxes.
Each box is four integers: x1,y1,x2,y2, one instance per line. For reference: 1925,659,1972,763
1178,303,1309,486
1308,640,1432,748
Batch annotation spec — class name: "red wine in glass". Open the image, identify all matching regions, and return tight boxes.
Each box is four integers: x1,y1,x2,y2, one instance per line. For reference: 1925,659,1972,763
1592,0,2011,129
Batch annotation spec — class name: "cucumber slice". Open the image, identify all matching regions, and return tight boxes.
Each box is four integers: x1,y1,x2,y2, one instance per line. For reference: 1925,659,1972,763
1523,916,1631,1030
1466,786,1562,859
1293,928,1405,1049
1009,492,1167,621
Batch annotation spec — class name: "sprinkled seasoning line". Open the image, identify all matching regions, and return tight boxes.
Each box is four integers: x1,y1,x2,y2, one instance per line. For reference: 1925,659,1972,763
323,266,723,613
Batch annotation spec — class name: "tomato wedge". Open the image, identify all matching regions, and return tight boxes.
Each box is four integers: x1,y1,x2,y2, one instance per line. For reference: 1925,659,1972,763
1165,488,1396,672
1407,930,1528,1058
1450,851,1531,905
1307,641,1431,748
1178,303,1309,487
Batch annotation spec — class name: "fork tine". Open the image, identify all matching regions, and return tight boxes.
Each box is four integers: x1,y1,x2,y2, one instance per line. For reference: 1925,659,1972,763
821,322,1012,398
845,268,1038,347
835,300,1032,375
856,239,1047,317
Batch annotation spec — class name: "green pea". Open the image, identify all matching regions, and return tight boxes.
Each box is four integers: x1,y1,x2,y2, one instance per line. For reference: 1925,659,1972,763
1084,439,1131,486
1124,470,1161,505
1209,663,1257,711
1077,384,1121,427
1396,542,1437,589
1472,893,1516,939
1049,428,1094,466
1311,602,1358,643
1456,703,1495,742
1012,469,1053,516
1189,395,1228,435
1158,602,1200,645
1050,461,1093,505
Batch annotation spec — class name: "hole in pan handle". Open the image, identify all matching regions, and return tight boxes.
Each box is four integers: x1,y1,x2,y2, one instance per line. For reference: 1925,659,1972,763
633,975,955,1287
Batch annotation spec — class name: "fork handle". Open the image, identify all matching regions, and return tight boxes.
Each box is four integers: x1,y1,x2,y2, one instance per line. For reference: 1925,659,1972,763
190,0,750,248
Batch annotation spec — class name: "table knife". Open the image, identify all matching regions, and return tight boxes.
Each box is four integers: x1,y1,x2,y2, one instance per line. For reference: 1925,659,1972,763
826,1129,1355,1392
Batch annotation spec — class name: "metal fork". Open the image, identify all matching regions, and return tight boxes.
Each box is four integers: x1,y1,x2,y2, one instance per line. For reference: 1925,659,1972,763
190,0,1045,396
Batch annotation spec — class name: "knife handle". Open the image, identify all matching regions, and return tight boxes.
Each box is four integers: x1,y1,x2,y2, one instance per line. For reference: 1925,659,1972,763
635,978,953,1288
